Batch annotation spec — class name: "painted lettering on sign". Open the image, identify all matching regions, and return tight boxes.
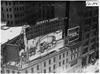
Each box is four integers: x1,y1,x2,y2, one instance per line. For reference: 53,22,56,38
36,18,58,25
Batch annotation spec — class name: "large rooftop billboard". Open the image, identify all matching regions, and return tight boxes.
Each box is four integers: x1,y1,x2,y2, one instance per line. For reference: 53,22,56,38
27,30,64,61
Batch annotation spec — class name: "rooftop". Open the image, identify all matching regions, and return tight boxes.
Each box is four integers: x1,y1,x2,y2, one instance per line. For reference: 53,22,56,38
1,26,23,44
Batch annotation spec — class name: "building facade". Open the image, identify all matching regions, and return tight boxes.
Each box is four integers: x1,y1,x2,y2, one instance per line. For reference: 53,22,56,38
81,6,99,67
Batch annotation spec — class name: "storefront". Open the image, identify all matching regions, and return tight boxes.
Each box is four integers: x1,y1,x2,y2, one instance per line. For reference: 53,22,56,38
82,56,87,67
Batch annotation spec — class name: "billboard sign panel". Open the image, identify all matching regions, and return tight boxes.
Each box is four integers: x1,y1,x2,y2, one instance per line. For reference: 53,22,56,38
67,26,80,42
27,30,64,61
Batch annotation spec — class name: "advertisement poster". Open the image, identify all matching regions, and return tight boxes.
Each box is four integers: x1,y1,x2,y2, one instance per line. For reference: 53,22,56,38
27,30,64,60
67,26,80,42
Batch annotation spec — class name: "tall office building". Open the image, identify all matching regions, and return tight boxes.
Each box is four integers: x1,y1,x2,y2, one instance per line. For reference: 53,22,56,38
1,1,99,73
1,1,26,26
1,1,66,26
81,7,99,67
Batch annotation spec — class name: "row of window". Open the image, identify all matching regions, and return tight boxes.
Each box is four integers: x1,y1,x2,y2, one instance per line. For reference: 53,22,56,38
24,51,69,73
6,8,12,12
7,14,12,18
6,70,20,74
71,53,79,60
15,13,25,18
14,7,24,11
7,19,25,25
7,21,13,25
71,48,79,54
3,1,12,5
15,19,25,24
13,1,24,5
43,52,68,68
4,13,25,18
1,1,24,5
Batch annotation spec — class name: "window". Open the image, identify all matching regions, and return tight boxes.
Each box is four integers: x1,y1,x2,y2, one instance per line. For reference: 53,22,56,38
17,72,20,74
53,64,55,69
49,59,51,65
1,7,3,11
66,65,68,69
10,8,11,12
10,15,12,18
17,7,19,11
84,26,90,32
90,38,95,43
71,56,73,60
49,67,51,72
44,62,46,67
20,7,21,10
22,7,24,10
85,11,92,17
31,67,34,73
37,65,39,70
15,21,17,24
25,70,28,73
44,69,46,73
15,14,17,18
63,60,65,65
92,24,96,29
83,41,89,46
77,53,78,57
66,58,68,63
83,47,88,54
90,44,95,50
7,21,9,24
6,2,7,5
54,57,56,62
66,52,68,56
7,14,9,18
74,54,75,59
93,17,98,22
11,21,13,24
85,19,91,25
63,53,65,58
6,8,8,12
83,34,89,39
2,14,4,17
59,55,61,59
23,13,24,16
59,61,61,67
93,9,98,15
6,70,10,73
12,70,15,73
